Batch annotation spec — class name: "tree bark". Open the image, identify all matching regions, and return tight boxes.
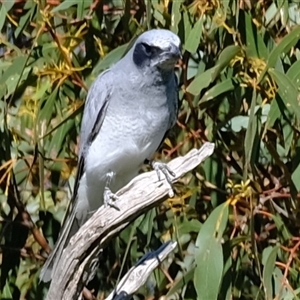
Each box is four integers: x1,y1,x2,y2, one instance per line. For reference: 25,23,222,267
46,142,215,300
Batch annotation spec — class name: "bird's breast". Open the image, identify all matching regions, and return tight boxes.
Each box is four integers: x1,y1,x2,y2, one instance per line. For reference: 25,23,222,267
84,81,175,203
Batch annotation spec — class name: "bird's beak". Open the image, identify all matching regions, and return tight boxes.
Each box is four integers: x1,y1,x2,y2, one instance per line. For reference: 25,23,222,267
168,43,182,60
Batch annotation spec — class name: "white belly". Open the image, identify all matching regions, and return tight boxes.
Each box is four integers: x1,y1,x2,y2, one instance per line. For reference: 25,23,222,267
75,108,168,221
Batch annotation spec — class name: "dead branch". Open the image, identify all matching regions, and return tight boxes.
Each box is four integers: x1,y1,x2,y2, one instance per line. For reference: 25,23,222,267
46,142,215,299
105,241,177,300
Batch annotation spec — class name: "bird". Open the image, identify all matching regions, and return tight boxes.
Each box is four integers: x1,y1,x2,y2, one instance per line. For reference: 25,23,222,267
40,29,181,282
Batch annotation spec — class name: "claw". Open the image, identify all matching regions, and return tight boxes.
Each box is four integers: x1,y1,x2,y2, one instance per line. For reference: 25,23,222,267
103,171,120,210
150,161,175,197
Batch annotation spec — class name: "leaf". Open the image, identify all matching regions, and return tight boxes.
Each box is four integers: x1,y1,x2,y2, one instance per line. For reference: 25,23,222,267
167,267,195,296
195,239,223,300
0,5,7,33
292,161,300,192
262,246,279,300
77,0,85,19
170,0,184,34
139,208,155,246
199,78,235,104
38,88,58,130
15,3,36,39
194,202,229,300
2,281,13,298
48,118,74,162
286,59,300,89
185,17,204,53
265,98,280,129
32,80,51,101
282,121,293,155
271,214,292,241
259,25,300,82
183,9,192,45
269,69,300,121
51,0,78,13
244,90,258,172
244,12,268,59
178,218,202,235
3,0,15,12
0,56,27,86
187,45,240,95
92,43,128,76
225,115,249,132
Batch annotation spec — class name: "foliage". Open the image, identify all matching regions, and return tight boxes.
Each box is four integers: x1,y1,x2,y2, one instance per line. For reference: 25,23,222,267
1,0,300,299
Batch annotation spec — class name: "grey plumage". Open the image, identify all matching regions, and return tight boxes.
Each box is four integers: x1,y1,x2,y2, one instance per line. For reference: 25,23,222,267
40,29,181,282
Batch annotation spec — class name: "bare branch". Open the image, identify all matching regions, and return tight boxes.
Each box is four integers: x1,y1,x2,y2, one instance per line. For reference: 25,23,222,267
46,142,215,300
105,241,177,300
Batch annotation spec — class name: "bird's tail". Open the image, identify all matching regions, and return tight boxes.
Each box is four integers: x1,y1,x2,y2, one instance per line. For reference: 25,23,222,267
39,205,79,282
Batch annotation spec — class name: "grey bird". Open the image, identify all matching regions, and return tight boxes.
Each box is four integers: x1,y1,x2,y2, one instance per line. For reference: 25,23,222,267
40,29,181,282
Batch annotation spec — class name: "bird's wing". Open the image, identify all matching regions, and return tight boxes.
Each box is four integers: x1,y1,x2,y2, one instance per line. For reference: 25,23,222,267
40,69,113,282
79,69,113,158
65,69,113,219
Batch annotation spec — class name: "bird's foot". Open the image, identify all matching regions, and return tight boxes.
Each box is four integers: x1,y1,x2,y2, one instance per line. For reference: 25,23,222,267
103,171,120,210
150,161,176,197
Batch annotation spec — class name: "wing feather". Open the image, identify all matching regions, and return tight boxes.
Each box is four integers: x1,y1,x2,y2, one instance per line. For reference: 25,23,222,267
40,69,113,282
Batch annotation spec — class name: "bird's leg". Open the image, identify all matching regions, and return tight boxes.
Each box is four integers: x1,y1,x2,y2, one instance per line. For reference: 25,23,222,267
145,159,176,197
103,171,120,210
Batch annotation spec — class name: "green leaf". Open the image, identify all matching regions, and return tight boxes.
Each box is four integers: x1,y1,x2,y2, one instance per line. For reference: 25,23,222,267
167,267,195,296
271,214,292,241
77,0,92,20
0,5,7,33
282,121,293,155
262,246,279,300
2,281,13,298
187,68,215,96
269,69,300,121
185,17,204,53
194,202,229,300
286,59,300,89
244,90,258,173
32,80,51,101
15,3,36,39
226,115,249,132
199,78,235,104
178,218,202,235
138,208,155,246
259,25,300,82
245,12,268,59
3,0,15,12
292,161,300,192
187,45,240,95
92,43,129,76
195,240,223,300
38,88,58,130
51,0,78,13
170,0,184,34
265,98,280,129
0,57,26,86
47,119,74,161
183,10,192,45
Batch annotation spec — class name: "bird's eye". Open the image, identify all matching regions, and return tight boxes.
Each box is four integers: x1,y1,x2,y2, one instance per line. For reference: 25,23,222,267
142,43,153,57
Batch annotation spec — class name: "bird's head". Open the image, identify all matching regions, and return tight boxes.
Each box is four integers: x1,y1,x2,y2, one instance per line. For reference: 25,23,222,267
132,29,181,72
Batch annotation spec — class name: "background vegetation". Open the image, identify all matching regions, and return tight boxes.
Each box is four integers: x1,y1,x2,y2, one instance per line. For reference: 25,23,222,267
1,0,300,299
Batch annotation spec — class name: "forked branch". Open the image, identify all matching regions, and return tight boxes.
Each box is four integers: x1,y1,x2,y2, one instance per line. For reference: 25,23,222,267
46,142,215,300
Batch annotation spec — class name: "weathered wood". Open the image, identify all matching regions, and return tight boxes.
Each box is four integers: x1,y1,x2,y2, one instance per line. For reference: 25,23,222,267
105,241,177,300
46,142,215,300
